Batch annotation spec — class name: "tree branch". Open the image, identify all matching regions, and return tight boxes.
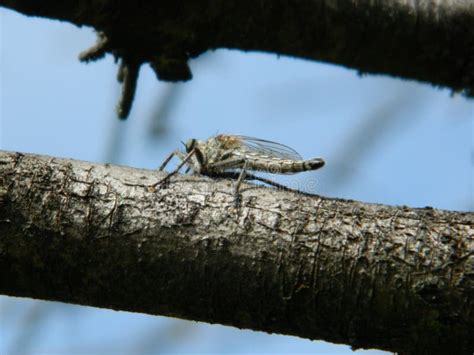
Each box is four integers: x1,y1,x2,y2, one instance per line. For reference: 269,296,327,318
0,150,472,354
1,0,473,118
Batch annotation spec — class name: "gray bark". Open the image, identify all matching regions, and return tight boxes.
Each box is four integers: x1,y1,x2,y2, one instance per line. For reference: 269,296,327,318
0,150,473,354
1,0,473,96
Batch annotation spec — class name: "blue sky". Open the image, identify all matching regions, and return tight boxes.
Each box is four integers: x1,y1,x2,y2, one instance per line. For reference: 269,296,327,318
1,7,472,355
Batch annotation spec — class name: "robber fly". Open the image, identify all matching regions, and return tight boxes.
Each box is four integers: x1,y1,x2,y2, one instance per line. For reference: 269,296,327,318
152,134,325,196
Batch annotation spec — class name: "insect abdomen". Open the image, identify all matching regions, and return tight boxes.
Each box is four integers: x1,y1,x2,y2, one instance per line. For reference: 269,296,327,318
247,158,325,174
302,158,325,171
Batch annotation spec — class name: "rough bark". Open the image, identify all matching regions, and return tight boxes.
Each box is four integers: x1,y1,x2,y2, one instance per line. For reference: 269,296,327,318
1,0,473,97
0,150,472,354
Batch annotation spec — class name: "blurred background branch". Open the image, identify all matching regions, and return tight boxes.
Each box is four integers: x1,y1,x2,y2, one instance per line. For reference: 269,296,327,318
1,0,473,118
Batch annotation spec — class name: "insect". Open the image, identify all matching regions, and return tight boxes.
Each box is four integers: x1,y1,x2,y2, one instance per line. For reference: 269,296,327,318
153,134,325,197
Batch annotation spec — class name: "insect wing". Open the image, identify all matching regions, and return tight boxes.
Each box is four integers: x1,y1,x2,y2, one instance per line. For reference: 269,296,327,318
236,135,303,160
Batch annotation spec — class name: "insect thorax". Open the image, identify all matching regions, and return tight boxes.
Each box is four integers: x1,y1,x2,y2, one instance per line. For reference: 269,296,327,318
183,136,237,174
204,137,235,168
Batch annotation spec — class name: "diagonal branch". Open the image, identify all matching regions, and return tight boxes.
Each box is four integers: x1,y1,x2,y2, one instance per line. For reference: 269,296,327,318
0,150,472,354
1,0,473,118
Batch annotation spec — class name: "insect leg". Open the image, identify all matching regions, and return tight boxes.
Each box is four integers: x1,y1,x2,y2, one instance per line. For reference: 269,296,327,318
243,173,318,197
234,160,248,194
213,171,315,197
233,160,249,206
212,171,295,191
151,148,195,188
158,150,178,171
